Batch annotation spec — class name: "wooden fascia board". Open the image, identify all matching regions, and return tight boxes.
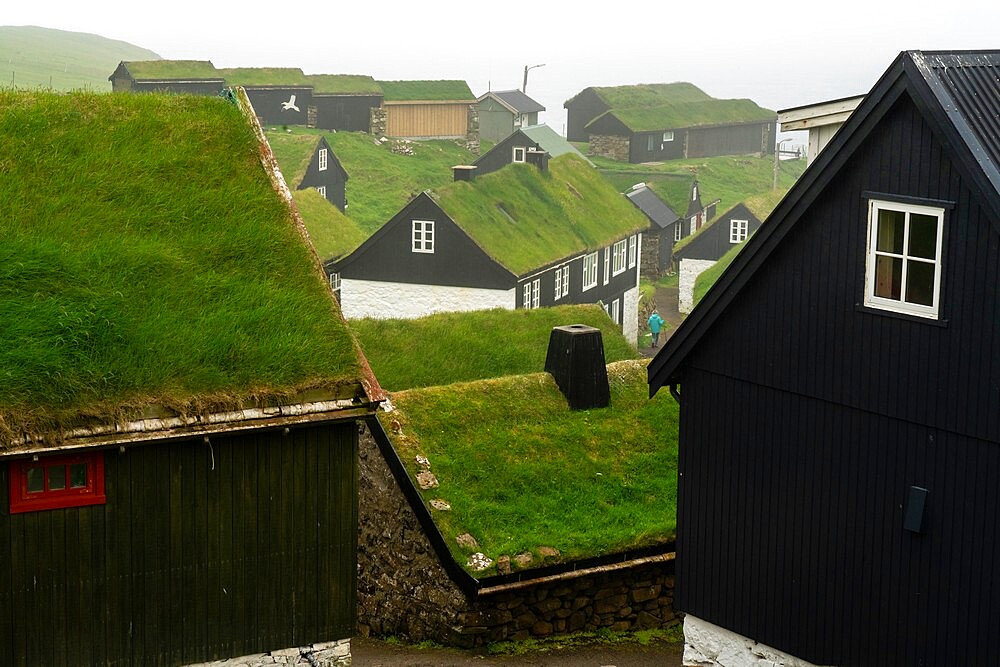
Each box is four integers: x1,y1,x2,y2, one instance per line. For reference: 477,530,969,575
778,97,864,131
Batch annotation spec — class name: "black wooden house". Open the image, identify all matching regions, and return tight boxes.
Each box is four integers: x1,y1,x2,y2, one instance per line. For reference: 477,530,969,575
648,50,1000,666
470,123,588,177
673,201,762,264
298,136,349,212
625,183,680,277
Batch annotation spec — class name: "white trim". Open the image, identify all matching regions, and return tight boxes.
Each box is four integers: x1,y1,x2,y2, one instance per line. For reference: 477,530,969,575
729,219,748,243
582,252,598,291
316,185,327,198
603,247,611,284
554,264,569,301
328,272,340,291
627,235,637,268
318,147,328,171
612,239,627,276
512,146,526,163
662,130,674,142
863,199,945,319
411,219,435,254
674,222,682,242
531,279,540,308
611,298,620,325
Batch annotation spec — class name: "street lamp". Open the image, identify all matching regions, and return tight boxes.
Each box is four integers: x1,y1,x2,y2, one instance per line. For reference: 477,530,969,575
773,137,793,190
522,63,545,93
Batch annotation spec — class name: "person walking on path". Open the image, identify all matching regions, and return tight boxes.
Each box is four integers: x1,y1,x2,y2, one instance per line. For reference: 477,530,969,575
647,310,666,348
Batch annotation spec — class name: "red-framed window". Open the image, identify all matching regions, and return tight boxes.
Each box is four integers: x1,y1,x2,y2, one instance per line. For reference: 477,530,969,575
8,451,106,514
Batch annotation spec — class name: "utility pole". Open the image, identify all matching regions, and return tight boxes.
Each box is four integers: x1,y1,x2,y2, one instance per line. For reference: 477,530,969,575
522,63,545,92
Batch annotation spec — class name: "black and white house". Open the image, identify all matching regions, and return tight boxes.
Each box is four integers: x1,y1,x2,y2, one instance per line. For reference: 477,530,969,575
470,124,590,178
297,136,349,212
648,50,1000,666
327,154,648,342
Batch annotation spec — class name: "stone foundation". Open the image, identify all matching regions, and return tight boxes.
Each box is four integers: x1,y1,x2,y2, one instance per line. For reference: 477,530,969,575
465,104,480,154
357,422,679,648
683,616,832,667
184,639,351,667
589,134,630,162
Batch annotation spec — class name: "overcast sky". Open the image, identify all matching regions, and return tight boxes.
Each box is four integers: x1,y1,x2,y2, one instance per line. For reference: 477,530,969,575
6,0,1000,137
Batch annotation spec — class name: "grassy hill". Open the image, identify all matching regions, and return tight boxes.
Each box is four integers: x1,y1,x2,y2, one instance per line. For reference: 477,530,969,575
0,26,159,90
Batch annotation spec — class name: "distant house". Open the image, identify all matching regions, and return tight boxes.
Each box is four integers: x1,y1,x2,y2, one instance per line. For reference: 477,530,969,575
0,89,383,665
648,50,1000,666
297,136,349,211
219,67,315,127
327,154,647,342
307,74,384,132
778,94,865,164
471,123,589,177
476,89,545,142
625,184,680,277
564,82,776,163
377,80,477,139
673,202,763,313
109,60,225,95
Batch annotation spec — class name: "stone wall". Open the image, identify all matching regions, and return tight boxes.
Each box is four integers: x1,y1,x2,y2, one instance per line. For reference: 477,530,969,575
465,104,480,155
184,640,351,667
589,134,631,162
370,106,388,140
357,423,680,649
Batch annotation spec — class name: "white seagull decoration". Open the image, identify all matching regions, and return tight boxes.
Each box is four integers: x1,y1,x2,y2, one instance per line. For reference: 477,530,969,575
281,94,300,112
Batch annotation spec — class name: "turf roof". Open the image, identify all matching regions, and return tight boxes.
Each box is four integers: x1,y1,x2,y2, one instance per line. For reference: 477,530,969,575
378,80,474,101
431,154,649,275
124,59,221,80
0,91,363,442
307,74,382,95
590,98,776,133
591,82,712,108
218,67,310,86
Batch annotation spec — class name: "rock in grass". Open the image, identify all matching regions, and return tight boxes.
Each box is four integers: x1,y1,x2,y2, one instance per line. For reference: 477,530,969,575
456,533,479,549
430,498,451,511
467,553,493,571
497,555,512,575
537,546,561,558
416,471,438,489
514,552,534,568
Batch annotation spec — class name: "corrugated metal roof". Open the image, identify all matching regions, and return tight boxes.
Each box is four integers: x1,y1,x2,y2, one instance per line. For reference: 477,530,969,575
626,186,680,229
520,124,590,162
490,89,545,113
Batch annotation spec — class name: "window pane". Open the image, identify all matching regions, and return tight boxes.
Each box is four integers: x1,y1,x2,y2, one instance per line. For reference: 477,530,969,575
876,208,905,253
27,467,44,493
906,260,936,306
70,463,88,489
48,465,66,490
874,255,902,299
908,213,939,259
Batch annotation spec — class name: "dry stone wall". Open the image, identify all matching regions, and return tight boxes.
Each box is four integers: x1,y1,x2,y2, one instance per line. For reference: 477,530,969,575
357,422,680,648
589,134,631,162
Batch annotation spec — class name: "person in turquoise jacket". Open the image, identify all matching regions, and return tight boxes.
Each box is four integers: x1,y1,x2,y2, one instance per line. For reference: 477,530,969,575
647,310,666,348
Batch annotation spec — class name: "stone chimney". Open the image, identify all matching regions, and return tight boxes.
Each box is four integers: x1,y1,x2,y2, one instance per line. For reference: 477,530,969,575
526,148,549,172
544,325,610,410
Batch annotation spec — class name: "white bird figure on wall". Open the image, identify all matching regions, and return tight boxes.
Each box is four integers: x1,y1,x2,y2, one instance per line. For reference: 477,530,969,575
281,94,300,112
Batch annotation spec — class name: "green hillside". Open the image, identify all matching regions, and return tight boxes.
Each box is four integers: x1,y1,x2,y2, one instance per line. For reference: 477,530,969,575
0,26,159,90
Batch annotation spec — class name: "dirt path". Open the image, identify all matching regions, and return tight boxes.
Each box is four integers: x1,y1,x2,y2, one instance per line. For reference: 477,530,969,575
639,283,683,358
352,636,684,666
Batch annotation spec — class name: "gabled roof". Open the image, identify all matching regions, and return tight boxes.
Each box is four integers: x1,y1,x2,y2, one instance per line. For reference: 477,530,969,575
519,124,590,162
477,89,545,114
625,184,680,229
0,90,380,450
431,154,648,275
648,50,1000,396
306,74,382,95
119,60,222,81
673,202,761,261
217,67,309,87
565,82,712,109
587,98,776,133
378,80,475,102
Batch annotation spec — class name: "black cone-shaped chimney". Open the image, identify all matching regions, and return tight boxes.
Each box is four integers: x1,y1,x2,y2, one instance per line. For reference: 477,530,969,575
544,324,610,410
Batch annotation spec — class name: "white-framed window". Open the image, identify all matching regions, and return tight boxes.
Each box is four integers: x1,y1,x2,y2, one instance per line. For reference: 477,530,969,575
674,222,682,242
611,298,620,325
603,247,611,284
663,131,674,142
316,185,327,198
864,199,945,319
554,264,569,300
318,148,328,171
523,279,540,308
612,239,627,275
628,235,637,268
523,283,531,307
532,279,539,308
692,184,698,201
647,135,655,151
729,219,748,244
513,146,526,163
412,219,435,253
329,272,340,291
582,252,598,291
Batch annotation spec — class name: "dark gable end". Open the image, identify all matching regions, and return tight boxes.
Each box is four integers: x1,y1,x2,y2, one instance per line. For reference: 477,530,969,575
649,50,1000,396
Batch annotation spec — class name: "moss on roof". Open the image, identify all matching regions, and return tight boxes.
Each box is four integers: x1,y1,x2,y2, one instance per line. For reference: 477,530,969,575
124,59,221,80
591,81,712,108
378,80,474,101
292,189,368,261
380,359,678,575
307,74,382,95
217,67,309,86
592,98,776,133
432,154,648,275
0,91,363,440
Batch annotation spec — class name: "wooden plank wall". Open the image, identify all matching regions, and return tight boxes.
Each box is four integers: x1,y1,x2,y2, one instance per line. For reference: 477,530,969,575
386,103,468,138
0,423,357,666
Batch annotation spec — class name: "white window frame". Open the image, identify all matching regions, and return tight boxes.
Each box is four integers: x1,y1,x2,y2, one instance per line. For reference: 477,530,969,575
628,235,637,268
603,247,611,284
532,279,540,308
863,199,945,319
647,135,655,151
729,219,748,244
316,185,327,198
318,148,328,171
554,264,570,300
692,184,698,201
523,283,531,308
582,252,598,291
663,131,674,142
674,222,682,242
412,219,435,254
612,239,627,276
512,146,526,163
611,298,620,325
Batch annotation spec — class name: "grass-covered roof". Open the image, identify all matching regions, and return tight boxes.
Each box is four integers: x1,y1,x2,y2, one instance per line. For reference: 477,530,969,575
292,188,368,260
590,81,712,108
378,80,474,101
380,358,678,575
307,74,382,95
432,154,649,275
217,67,309,86
0,91,364,442
124,59,221,80
590,98,776,133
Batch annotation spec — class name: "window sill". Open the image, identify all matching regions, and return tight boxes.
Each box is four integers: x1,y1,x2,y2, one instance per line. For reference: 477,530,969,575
855,303,949,327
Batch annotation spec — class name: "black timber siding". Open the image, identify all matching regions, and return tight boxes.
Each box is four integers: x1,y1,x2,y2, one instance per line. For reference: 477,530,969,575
674,204,761,262
472,131,540,177
628,130,686,163
565,89,609,142
335,194,515,290
128,81,226,96
245,87,312,126
298,138,348,211
671,93,1000,664
0,423,358,666
686,121,774,158
313,95,382,132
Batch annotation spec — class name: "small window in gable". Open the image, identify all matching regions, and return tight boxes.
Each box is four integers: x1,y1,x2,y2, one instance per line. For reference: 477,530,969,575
318,148,328,172
513,146,526,163
864,199,945,319
316,185,327,199
412,220,435,253
9,452,106,514
729,219,748,244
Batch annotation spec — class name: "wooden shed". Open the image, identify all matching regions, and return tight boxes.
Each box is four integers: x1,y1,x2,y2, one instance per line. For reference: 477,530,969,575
378,80,476,139
648,50,1000,666
0,89,383,666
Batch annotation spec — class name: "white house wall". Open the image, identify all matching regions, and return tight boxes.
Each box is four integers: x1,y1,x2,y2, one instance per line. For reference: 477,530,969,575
622,284,640,345
340,279,516,319
678,258,717,314
683,616,834,667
